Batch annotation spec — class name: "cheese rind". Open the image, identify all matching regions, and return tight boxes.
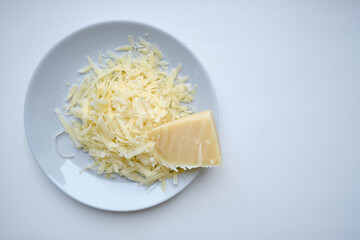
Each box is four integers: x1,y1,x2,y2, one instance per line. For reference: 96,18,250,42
150,111,222,169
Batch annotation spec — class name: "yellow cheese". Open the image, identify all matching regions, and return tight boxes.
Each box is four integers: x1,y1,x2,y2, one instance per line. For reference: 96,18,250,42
150,111,222,169
55,35,197,186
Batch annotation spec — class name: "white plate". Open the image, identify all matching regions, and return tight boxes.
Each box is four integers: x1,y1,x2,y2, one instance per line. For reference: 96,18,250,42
24,21,218,211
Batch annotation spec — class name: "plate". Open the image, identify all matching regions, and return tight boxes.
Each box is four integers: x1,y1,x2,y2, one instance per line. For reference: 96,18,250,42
24,21,218,211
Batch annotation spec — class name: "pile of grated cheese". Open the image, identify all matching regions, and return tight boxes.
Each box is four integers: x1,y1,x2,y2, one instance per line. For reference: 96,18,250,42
55,35,196,187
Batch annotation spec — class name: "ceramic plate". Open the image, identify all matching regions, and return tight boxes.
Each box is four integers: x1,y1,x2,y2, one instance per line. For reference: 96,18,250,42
24,21,218,211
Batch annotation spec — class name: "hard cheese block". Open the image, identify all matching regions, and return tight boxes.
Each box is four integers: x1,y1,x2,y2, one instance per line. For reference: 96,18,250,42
150,110,222,169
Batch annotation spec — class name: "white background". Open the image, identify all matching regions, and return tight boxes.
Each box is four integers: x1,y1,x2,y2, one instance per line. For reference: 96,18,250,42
1,0,360,239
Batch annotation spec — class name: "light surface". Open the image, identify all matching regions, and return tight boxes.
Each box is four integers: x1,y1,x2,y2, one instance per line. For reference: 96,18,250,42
24,21,218,211
1,0,360,239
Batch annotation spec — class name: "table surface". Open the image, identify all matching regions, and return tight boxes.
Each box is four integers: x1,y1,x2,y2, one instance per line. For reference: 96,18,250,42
1,1,360,239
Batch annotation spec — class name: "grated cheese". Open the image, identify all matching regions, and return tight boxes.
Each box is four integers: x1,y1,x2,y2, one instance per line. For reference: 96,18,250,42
55,36,196,186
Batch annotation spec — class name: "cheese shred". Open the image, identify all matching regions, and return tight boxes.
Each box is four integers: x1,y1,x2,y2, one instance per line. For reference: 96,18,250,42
55,36,196,187
54,130,75,159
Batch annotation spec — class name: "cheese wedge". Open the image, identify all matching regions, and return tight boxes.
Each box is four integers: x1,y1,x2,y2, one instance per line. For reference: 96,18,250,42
150,111,222,169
